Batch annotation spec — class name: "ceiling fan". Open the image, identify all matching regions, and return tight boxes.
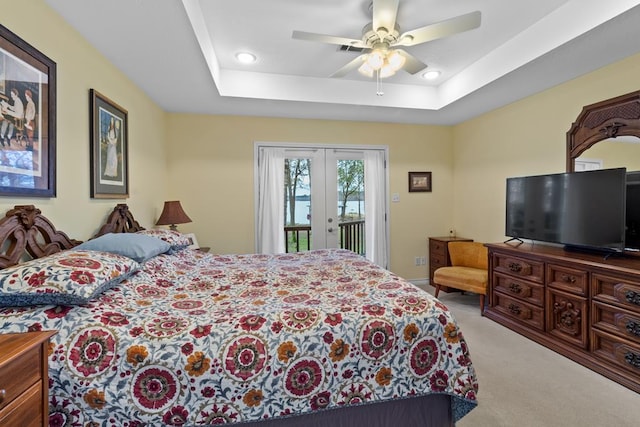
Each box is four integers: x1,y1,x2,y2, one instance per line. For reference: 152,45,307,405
292,0,481,79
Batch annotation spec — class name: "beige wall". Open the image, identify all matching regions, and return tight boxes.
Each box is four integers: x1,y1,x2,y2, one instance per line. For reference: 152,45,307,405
166,114,454,279
452,52,640,244
1,0,168,238
7,1,640,282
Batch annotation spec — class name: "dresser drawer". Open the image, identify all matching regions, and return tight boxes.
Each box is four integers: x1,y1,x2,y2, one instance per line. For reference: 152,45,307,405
592,300,640,345
493,291,545,331
547,263,588,296
592,272,640,311
546,288,588,349
0,382,43,427
493,271,544,306
0,340,41,412
430,252,446,268
0,331,55,427
591,328,640,378
429,239,447,256
493,253,544,283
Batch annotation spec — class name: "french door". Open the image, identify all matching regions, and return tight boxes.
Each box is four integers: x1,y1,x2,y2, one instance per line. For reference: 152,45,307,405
256,144,388,267
285,148,364,251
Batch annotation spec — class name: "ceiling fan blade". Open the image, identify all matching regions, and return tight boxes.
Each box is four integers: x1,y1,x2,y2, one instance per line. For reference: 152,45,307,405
394,49,427,74
292,30,366,48
372,0,399,33
396,10,481,47
330,54,368,78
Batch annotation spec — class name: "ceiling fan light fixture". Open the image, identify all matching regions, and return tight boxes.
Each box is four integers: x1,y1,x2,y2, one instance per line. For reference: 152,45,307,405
379,63,396,78
366,49,385,70
358,61,375,77
422,70,441,80
386,50,405,70
235,52,256,64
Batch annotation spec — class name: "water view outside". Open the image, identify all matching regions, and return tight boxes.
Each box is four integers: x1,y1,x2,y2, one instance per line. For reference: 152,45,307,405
286,199,365,225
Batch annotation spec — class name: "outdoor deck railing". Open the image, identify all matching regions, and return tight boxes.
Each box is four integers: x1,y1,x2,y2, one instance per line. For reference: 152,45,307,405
284,225,312,253
284,219,365,254
339,220,365,254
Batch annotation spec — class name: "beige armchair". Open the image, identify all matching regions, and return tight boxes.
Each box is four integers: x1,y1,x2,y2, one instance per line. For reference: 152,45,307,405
433,241,488,315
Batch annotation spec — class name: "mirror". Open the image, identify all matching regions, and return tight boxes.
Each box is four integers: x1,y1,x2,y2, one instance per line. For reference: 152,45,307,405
567,90,640,172
574,136,640,172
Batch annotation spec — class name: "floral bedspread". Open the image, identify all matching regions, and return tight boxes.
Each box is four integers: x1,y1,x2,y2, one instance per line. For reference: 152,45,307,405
0,248,478,426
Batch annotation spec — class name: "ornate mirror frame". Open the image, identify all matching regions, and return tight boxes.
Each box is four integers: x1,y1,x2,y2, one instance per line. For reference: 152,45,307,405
567,89,640,172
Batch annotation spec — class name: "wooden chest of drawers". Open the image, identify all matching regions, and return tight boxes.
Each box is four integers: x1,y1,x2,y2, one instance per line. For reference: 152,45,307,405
0,331,56,427
428,236,472,291
486,242,640,393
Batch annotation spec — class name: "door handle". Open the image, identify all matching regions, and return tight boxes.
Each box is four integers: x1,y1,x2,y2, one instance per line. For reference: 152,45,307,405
328,227,334,232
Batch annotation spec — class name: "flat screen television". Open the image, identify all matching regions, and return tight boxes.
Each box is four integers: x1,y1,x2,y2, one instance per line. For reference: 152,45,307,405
505,167,627,253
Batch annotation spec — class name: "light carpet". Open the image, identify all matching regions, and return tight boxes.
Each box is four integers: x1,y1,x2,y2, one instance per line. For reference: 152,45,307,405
417,286,640,427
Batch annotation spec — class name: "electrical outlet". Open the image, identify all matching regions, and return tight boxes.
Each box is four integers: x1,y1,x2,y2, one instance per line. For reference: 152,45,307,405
414,257,421,266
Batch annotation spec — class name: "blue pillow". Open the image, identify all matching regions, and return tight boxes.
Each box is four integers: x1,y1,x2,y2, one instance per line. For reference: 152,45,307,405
76,233,171,263
136,229,191,253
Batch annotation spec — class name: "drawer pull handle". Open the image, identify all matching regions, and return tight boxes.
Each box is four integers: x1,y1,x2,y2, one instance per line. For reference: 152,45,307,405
0,388,5,404
560,274,576,284
626,320,640,337
509,283,522,294
624,351,640,369
507,303,521,315
508,262,522,273
626,290,640,306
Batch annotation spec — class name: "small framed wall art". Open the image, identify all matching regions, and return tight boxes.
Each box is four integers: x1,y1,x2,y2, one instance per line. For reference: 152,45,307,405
90,89,129,198
408,171,432,192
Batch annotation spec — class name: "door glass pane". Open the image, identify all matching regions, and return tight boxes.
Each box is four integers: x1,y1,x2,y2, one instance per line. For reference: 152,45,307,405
284,158,311,252
337,159,365,255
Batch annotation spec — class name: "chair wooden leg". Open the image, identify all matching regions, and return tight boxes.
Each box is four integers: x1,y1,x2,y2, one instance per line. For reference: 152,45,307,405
434,284,441,298
480,294,485,316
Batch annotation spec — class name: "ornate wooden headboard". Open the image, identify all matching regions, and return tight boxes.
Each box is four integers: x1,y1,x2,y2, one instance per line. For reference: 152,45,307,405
94,203,145,237
0,205,81,269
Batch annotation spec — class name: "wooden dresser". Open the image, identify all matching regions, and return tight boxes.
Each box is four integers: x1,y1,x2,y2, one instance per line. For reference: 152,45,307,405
485,242,640,393
428,236,473,291
0,331,56,426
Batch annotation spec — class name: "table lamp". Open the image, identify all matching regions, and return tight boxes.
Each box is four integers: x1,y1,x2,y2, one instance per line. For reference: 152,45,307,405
156,200,192,231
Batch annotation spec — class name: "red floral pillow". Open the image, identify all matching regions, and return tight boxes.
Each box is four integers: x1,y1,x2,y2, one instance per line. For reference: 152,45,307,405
0,250,139,307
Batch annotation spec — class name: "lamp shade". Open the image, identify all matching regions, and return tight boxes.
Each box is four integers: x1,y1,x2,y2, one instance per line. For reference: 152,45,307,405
156,201,192,231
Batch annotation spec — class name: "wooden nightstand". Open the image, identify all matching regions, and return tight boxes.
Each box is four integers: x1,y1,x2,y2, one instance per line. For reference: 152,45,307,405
196,246,210,253
0,331,56,427
428,236,473,292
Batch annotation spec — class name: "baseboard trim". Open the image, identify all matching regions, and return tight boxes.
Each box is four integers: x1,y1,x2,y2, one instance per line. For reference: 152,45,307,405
408,278,429,286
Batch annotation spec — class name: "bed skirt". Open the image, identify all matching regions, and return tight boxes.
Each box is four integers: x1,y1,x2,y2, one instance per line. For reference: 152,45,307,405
237,394,453,427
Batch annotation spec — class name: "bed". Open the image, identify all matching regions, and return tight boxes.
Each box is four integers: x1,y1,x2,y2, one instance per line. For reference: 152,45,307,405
0,204,478,426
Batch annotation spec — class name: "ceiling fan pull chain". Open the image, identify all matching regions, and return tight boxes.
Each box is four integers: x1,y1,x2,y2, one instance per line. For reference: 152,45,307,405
376,69,384,96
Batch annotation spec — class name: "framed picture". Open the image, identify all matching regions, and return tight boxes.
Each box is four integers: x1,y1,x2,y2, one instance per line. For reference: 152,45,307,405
184,232,199,249
0,24,56,197
90,89,128,198
408,171,432,192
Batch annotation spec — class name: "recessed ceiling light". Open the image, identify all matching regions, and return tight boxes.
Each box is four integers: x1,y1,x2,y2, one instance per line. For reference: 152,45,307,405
235,52,256,64
422,70,441,80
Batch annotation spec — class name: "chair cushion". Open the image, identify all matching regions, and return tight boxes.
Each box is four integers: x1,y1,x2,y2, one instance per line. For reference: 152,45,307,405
433,266,488,295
